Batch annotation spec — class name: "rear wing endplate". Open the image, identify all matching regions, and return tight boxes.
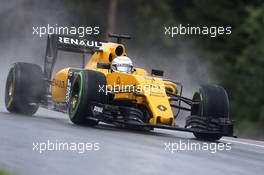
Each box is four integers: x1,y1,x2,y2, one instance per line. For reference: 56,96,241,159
44,35,102,79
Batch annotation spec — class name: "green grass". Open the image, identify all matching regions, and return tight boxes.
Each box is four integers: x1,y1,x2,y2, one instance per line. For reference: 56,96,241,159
0,170,12,175
236,119,264,140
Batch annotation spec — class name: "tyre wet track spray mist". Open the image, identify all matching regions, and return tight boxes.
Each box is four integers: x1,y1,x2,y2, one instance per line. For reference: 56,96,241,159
0,0,72,110
0,0,215,125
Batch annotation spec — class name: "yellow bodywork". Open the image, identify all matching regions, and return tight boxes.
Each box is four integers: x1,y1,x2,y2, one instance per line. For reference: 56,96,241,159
51,42,177,126
51,68,70,102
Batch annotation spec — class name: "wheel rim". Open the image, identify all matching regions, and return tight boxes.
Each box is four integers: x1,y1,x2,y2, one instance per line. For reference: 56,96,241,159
6,70,15,108
191,90,203,116
69,73,84,118
8,82,13,97
70,94,79,110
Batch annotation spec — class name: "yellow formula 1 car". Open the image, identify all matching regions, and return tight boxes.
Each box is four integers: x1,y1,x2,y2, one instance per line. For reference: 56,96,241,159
5,34,234,141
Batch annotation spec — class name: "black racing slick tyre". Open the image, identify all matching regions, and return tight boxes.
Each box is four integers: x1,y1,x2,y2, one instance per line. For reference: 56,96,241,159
68,70,107,126
5,62,45,115
191,85,230,141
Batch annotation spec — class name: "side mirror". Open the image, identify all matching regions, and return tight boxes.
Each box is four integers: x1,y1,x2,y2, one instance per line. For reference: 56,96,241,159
97,63,111,69
151,69,164,77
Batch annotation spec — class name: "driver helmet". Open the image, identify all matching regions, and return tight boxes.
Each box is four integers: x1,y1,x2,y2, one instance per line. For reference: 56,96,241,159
111,56,133,73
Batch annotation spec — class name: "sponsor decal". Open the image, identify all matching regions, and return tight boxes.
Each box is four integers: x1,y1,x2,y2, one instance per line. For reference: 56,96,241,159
116,76,121,85
52,79,65,88
93,106,103,113
65,70,73,103
58,36,102,48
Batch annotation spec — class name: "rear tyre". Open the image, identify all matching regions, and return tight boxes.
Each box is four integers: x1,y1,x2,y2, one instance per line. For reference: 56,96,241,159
68,70,107,126
191,85,229,141
5,62,45,115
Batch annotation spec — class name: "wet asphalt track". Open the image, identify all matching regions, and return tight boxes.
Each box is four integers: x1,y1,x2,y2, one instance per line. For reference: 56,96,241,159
0,108,263,175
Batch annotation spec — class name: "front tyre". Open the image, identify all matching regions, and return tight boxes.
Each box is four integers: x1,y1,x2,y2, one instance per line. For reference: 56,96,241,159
190,85,230,141
68,70,107,126
5,62,45,115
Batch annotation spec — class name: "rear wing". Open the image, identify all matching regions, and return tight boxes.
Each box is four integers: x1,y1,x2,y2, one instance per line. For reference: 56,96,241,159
44,35,102,79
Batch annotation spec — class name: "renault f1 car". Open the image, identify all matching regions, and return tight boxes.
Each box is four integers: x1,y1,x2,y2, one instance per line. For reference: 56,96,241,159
5,34,234,141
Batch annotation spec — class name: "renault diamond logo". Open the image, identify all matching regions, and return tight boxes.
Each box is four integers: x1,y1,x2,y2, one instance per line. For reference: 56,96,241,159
157,105,167,111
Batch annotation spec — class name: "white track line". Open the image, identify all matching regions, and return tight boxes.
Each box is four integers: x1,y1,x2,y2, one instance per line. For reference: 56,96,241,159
222,138,264,149
239,138,264,144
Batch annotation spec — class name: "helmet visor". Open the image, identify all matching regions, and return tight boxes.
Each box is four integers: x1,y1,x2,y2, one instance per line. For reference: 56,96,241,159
112,64,133,73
